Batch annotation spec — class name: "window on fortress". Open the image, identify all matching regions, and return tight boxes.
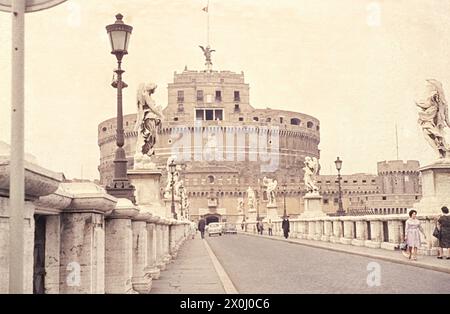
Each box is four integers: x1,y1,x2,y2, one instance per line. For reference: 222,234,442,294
173,117,178,121
307,121,314,128
234,91,240,102
102,127,107,132
215,90,222,102
177,90,184,102
239,117,244,121
253,117,259,122
214,110,223,120
353,180,357,183
280,117,284,123
197,90,204,101
290,118,300,126
382,196,387,200
362,180,366,183
206,110,214,120
323,199,329,204
371,179,376,183
196,109,223,121
234,104,240,113
178,103,184,112
266,117,271,122
344,180,348,183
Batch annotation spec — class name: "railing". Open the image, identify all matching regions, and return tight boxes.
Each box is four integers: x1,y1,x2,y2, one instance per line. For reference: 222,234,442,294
243,214,441,255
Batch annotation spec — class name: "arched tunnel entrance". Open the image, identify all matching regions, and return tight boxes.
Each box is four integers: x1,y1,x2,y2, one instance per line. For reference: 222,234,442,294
204,214,220,225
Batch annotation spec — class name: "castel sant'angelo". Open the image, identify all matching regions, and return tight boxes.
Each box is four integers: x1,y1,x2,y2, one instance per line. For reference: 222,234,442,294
98,47,421,224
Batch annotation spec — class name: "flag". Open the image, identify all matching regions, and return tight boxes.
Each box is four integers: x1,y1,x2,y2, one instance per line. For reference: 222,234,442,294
202,6,208,12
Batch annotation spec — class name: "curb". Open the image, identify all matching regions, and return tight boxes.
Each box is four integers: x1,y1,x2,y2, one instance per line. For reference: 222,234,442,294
239,232,450,275
203,239,239,294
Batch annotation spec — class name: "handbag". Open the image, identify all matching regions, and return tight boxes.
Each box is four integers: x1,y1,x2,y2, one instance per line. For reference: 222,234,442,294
433,226,441,239
399,241,408,250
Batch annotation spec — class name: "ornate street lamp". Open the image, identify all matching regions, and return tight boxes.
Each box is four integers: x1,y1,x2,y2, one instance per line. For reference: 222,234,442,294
282,183,287,218
334,157,345,216
169,159,177,219
105,14,135,202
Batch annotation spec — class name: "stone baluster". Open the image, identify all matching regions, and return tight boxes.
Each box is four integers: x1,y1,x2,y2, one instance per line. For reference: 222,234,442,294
131,209,153,294
351,218,367,246
365,217,382,248
307,220,315,240
340,218,354,245
105,198,139,294
321,219,332,242
155,223,166,271
314,219,323,240
59,182,116,294
146,216,161,280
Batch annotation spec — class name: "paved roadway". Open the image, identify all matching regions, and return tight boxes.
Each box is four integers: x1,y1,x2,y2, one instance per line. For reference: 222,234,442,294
206,234,450,294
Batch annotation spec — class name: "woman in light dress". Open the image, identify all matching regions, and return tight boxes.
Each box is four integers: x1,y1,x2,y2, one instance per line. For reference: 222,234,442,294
404,209,427,260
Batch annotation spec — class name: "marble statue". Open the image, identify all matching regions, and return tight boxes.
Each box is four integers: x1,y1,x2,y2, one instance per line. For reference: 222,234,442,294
303,156,320,193
163,155,179,198
262,176,278,206
237,197,244,214
247,186,256,210
134,83,164,169
415,79,450,159
199,45,215,69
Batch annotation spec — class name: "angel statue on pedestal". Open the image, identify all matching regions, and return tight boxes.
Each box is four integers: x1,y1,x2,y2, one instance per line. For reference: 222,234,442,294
303,156,320,194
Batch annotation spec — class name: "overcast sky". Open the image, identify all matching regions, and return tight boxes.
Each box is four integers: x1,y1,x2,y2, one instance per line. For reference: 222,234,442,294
1,0,450,180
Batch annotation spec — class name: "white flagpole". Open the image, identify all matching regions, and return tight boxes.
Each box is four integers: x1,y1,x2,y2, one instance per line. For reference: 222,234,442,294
10,0,26,294
206,0,210,46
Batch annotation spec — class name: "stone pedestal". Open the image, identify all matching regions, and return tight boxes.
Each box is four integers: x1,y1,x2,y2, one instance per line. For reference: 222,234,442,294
128,169,166,219
265,204,279,220
247,209,257,224
300,192,327,218
414,161,450,215
163,198,180,220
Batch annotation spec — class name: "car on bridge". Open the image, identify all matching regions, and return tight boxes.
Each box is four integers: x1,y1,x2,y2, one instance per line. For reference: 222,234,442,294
223,223,237,235
207,222,223,237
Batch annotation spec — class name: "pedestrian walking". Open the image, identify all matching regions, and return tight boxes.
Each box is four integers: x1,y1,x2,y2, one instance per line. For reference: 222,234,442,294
436,206,450,259
198,216,206,239
268,219,273,236
259,220,264,235
282,216,290,239
404,209,427,260
191,222,197,239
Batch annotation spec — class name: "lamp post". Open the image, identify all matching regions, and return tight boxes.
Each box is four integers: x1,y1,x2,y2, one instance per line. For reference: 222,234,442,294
335,157,345,216
168,159,177,219
105,13,135,202
282,183,287,218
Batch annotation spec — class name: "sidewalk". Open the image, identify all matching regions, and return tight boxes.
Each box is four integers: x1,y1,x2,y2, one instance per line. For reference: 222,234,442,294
240,231,450,274
151,236,226,294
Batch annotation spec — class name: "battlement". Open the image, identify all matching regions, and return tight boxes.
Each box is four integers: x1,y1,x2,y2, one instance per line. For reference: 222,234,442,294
377,160,420,174
172,69,245,85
